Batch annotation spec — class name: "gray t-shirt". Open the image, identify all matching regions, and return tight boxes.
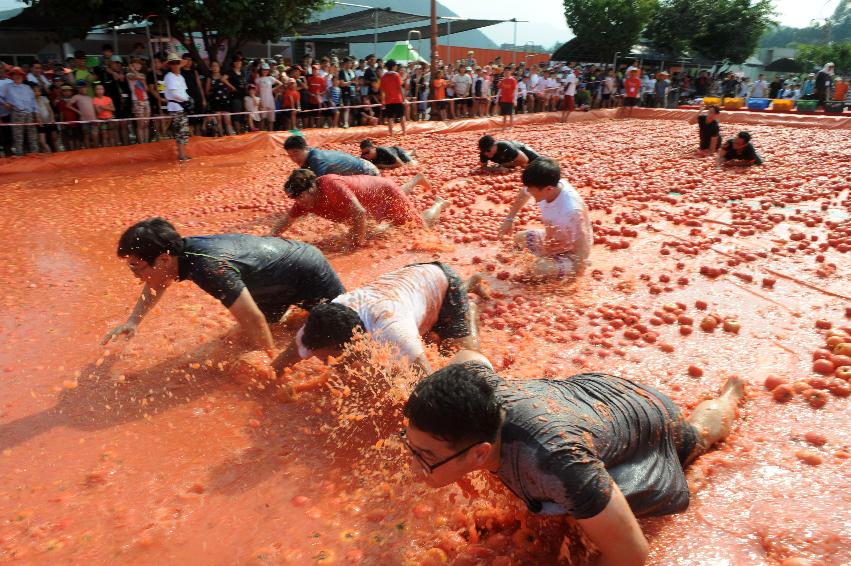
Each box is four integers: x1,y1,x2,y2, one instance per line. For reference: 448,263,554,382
487,370,697,519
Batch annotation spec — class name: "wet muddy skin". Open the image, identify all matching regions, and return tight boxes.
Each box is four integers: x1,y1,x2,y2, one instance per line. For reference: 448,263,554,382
1,118,849,565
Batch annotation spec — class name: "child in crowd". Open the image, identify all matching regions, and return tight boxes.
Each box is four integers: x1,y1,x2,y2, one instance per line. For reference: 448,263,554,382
33,85,58,153
324,77,341,129
244,84,261,132
92,83,116,147
126,58,150,144
68,81,97,148
282,79,301,131
57,85,80,151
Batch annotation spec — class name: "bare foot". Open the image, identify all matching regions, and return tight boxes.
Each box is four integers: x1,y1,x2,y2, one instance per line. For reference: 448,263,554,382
720,375,746,402
416,173,432,192
465,273,492,300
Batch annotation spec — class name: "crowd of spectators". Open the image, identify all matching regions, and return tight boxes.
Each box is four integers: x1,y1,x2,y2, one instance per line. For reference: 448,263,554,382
1,45,848,157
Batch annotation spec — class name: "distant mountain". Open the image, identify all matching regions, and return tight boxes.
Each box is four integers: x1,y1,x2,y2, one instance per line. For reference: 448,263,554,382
760,0,851,47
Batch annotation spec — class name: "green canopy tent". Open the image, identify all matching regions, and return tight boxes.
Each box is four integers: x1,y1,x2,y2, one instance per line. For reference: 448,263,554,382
382,41,426,64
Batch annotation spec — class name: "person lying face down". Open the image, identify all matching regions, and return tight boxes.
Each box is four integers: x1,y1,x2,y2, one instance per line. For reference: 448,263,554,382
270,263,483,377
283,134,378,176
358,138,417,169
270,169,445,247
401,354,745,566
478,134,541,170
103,217,344,354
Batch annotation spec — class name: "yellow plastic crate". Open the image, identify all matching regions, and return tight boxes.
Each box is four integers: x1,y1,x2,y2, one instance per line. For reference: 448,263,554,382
702,97,722,106
772,99,794,111
722,97,745,109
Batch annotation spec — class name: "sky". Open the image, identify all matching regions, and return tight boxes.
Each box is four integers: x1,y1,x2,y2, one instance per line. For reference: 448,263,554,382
0,0,842,49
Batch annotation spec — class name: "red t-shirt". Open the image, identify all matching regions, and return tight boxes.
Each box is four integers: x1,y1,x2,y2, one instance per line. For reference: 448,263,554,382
624,77,641,98
380,71,404,104
498,76,518,103
283,89,300,109
288,175,422,226
307,74,325,104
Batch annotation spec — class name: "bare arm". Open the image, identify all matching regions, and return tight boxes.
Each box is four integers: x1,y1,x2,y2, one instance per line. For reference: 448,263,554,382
503,151,529,168
498,188,532,236
577,483,649,566
227,288,275,353
350,206,369,246
271,340,303,375
101,283,166,344
270,212,294,236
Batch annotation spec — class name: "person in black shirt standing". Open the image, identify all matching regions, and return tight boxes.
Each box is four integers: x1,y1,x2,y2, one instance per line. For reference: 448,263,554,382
689,105,721,156
359,138,416,169
769,75,784,99
719,131,763,167
180,53,206,135
478,134,540,169
102,218,345,355
814,63,834,108
101,55,132,145
229,56,247,133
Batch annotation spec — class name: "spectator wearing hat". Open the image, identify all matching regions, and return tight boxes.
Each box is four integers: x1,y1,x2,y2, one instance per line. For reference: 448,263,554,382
380,60,406,136
801,73,815,99
56,83,80,150
101,55,132,145
359,138,416,169
164,53,191,161
1,67,40,155
256,62,283,131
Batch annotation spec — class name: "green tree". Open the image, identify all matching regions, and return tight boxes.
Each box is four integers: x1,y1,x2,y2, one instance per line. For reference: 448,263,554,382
645,0,710,57
689,0,775,64
22,0,329,66
796,42,851,74
562,0,658,61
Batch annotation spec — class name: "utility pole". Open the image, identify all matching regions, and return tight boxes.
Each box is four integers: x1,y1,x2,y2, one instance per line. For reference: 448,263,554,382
430,0,438,76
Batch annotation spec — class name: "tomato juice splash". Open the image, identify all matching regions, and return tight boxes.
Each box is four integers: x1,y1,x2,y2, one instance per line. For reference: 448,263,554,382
1,117,850,564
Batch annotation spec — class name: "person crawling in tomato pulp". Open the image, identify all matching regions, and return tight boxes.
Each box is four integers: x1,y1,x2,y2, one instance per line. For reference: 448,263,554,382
401,350,745,565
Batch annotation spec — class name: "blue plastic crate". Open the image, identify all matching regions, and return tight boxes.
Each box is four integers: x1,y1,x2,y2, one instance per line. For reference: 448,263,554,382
747,98,771,110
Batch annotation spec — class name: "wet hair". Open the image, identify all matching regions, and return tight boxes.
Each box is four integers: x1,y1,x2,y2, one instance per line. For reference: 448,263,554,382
117,218,184,264
737,131,751,143
522,156,561,189
283,135,308,151
385,59,397,70
708,105,721,114
301,303,365,352
284,168,316,197
403,362,502,448
102,44,113,52
359,139,375,150
478,134,496,152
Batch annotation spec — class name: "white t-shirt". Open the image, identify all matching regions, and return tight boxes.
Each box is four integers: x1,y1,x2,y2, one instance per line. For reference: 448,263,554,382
545,77,559,94
525,179,593,261
564,73,578,96
164,71,188,112
296,264,448,363
752,80,767,98
452,73,472,97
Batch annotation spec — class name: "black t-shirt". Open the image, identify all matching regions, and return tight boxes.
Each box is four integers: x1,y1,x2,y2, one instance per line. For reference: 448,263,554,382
363,67,377,84
697,115,720,141
370,146,411,166
769,81,783,99
100,69,130,111
177,235,345,316
181,69,203,102
815,71,831,94
722,138,763,165
229,69,246,98
485,368,698,519
480,140,540,166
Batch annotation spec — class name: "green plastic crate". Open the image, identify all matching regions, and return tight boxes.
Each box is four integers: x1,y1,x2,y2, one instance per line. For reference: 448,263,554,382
796,99,818,113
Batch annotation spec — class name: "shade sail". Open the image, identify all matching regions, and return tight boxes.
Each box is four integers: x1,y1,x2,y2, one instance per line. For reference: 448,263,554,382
293,16,506,43
293,8,427,36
